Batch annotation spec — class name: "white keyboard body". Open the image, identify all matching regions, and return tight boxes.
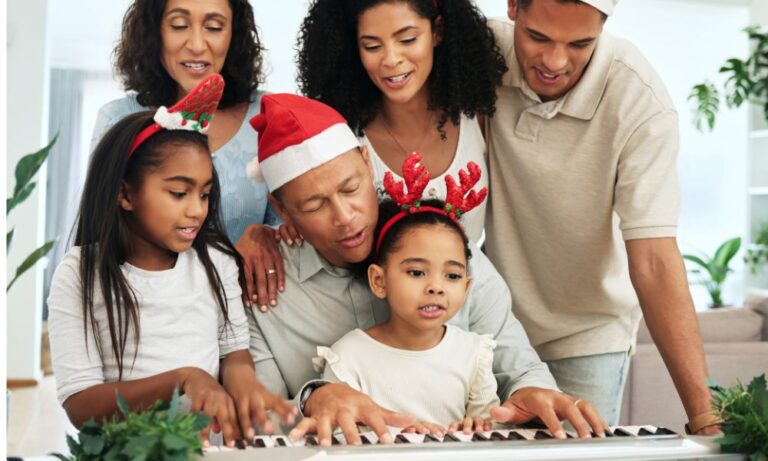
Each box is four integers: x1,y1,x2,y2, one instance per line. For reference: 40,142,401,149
202,425,744,461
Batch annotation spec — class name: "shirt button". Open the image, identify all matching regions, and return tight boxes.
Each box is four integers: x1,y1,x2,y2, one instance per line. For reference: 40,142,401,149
428,187,437,197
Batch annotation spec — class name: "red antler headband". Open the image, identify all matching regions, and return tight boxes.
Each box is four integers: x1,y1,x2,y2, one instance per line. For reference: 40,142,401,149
375,152,488,256
128,74,225,157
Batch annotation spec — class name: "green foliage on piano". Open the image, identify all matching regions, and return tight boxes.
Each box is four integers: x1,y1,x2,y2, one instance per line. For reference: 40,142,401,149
52,388,209,461
710,374,768,459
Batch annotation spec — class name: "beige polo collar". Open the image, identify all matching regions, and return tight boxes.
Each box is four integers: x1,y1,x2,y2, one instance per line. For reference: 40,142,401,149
503,25,615,121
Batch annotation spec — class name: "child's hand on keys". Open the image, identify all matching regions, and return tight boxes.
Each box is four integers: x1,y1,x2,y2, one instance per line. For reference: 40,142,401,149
225,370,297,439
449,416,493,434
401,420,446,436
180,367,240,447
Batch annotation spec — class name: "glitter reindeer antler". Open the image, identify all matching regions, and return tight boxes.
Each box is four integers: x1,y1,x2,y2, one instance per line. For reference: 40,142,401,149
382,152,431,211
444,162,488,219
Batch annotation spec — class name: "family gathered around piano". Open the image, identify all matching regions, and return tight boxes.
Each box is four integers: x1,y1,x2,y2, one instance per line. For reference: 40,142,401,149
46,0,724,451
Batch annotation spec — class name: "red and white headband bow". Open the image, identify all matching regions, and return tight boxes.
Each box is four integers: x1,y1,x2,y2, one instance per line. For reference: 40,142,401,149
128,74,225,157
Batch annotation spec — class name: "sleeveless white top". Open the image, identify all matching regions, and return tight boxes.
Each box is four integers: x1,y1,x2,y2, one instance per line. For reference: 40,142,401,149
363,115,488,244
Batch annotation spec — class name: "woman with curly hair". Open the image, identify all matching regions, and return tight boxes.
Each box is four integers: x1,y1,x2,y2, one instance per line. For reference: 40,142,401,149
297,0,506,243
91,0,285,312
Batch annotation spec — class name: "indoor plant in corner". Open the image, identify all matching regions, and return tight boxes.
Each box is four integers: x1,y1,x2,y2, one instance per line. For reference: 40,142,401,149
688,25,767,130
6,135,57,428
683,237,742,308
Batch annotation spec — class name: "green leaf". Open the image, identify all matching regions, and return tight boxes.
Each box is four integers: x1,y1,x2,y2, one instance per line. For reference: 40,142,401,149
716,433,744,446
116,390,130,417
162,433,187,450
707,377,723,391
688,82,720,131
7,228,14,255
747,374,766,394
80,433,105,455
12,134,57,198
6,181,36,216
713,237,742,268
6,239,55,291
168,387,180,421
683,254,711,273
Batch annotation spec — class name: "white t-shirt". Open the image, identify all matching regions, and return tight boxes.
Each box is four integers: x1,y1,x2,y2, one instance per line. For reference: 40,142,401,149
48,246,250,404
364,114,488,244
314,325,499,425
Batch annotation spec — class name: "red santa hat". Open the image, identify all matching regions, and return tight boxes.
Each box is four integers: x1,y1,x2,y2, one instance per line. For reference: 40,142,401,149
246,94,360,192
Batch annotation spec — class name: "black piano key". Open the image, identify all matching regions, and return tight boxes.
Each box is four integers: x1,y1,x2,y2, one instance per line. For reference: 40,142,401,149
395,434,410,444
306,436,318,446
360,434,372,445
253,438,267,448
507,431,526,440
423,433,441,443
655,427,677,435
565,432,574,439
275,437,287,447
234,439,247,450
331,436,341,445
613,427,633,437
472,432,490,442
490,432,506,441
534,430,553,439
638,428,655,436
443,432,460,442
603,429,615,437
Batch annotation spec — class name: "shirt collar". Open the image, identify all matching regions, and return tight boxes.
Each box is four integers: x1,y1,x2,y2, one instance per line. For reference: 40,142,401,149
504,27,614,121
297,243,354,283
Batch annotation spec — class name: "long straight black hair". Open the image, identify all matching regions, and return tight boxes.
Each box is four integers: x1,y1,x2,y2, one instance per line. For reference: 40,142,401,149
73,111,246,379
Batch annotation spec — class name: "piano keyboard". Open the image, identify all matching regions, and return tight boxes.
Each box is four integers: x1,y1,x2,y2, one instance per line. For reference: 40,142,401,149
203,425,740,460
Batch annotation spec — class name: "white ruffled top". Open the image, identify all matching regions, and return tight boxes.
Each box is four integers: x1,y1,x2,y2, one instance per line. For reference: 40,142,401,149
313,325,499,425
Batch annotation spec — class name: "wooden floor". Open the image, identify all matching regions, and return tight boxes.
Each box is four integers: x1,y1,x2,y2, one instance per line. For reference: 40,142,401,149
7,376,77,458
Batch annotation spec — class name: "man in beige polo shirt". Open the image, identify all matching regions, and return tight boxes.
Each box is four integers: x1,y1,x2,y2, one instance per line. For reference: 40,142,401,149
486,0,720,434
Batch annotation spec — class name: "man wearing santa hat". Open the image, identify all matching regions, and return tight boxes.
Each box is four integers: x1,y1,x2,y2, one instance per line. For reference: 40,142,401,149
246,93,607,446
484,0,720,434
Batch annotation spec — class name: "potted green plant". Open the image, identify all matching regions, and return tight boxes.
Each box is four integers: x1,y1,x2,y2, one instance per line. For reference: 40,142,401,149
688,26,767,131
745,224,768,277
53,389,209,461
708,374,768,459
7,135,58,291
683,237,742,308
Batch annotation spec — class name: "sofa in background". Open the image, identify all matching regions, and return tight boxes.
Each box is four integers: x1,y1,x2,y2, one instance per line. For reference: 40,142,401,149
619,292,768,432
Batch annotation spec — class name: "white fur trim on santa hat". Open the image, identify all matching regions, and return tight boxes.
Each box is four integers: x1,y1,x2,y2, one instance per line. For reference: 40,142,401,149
252,123,359,192
581,0,618,15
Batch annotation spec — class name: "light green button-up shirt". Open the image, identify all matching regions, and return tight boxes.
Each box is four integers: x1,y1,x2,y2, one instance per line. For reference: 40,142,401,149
248,240,557,402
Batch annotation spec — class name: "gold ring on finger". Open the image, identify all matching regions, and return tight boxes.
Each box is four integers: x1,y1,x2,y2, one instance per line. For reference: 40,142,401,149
574,399,583,407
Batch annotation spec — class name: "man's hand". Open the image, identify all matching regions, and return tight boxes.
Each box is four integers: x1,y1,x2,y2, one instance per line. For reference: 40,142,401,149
288,383,415,446
490,387,608,439
235,224,285,312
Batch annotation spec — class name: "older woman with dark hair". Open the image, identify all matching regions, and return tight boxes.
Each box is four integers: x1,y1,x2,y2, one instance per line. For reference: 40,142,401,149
91,0,283,311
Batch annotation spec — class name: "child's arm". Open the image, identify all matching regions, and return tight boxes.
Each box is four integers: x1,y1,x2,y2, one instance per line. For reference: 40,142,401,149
63,366,239,442
219,349,297,438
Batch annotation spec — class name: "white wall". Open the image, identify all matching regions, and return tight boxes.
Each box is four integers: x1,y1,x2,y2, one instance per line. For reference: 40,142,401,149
7,0,50,381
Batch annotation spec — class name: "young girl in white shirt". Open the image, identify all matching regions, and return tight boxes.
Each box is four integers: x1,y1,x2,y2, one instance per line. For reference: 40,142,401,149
315,152,497,436
48,75,294,447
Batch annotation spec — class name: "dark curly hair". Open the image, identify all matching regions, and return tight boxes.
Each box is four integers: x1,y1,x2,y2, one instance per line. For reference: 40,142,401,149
297,0,507,135
114,0,264,109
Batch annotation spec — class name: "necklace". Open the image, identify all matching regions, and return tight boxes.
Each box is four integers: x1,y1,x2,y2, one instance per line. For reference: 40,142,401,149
380,111,436,155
